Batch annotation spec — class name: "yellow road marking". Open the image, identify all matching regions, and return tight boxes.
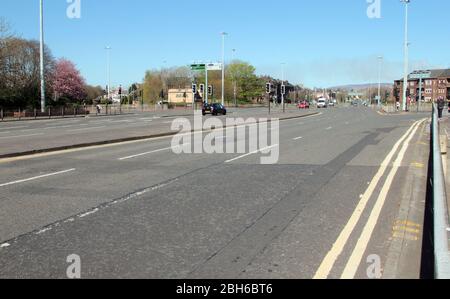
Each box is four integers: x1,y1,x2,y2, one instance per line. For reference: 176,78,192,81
312,119,423,279
411,162,425,168
340,119,426,279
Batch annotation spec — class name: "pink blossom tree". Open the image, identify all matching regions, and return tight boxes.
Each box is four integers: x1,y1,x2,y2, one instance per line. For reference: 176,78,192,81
52,58,86,103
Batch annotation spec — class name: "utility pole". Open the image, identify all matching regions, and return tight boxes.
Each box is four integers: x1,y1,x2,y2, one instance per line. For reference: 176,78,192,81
39,0,46,112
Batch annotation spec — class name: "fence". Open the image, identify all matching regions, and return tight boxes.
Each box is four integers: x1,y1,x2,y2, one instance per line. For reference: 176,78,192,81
430,104,450,279
0,103,198,121
381,102,434,113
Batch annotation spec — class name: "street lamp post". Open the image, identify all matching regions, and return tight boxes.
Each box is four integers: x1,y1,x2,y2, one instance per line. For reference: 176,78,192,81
401,0,410,112
105,46,112,102
39,0,45,113
377,56,383,108
281,63,285,113
232,49,237,108
221,32,228,106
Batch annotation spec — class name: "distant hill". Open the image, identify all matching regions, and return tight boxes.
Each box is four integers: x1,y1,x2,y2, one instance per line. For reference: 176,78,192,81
328,83,393,91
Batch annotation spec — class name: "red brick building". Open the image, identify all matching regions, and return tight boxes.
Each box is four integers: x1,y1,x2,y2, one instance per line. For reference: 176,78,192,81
394,69,450,103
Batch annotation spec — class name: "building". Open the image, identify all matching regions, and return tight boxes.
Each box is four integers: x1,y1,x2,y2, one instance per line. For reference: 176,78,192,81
394,69,450,103
168,88,194,105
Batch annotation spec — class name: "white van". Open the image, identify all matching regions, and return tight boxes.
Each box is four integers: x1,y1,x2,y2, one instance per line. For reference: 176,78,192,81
317,98,327,108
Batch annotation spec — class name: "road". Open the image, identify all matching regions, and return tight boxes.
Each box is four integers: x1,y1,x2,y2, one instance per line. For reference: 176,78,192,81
0,107,430,278
0,107,313,157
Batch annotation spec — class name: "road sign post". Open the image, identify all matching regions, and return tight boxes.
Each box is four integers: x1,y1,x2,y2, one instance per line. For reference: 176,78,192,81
266,82,272,115
410,71,431,113
192,83,197,110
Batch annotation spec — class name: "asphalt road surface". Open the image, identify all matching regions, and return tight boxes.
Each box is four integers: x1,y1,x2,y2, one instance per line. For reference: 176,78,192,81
0,107,313,157
0,107,429,278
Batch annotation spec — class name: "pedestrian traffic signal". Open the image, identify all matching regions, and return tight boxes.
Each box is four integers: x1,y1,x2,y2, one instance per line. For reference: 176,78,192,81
266,83,271,94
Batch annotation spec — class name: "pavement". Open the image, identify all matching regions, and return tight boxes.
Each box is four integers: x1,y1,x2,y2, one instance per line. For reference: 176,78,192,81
0,106,431,278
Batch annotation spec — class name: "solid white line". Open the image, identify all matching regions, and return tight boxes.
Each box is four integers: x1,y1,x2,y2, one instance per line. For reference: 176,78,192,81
67,126,106,132
313,119,422,279
340,119,425,279
0,133,44,139
119,144,190,161
293,136,304,141
0,168,76,188
225,144,279,163
0,126,28,130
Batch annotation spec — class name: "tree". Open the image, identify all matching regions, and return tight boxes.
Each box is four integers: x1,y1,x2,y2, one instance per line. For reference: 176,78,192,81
143,70,164,104
52,59,86,104
0,37,55,108
227,61,264,102
84,85,104,104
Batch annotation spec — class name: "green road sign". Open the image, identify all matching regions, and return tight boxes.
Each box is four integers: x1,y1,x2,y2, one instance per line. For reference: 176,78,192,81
190,64,206,71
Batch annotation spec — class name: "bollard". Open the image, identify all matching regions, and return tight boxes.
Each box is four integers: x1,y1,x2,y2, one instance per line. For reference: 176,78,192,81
0,108,3,121
62,107,64,118
34,108,37,119
19,107,21,120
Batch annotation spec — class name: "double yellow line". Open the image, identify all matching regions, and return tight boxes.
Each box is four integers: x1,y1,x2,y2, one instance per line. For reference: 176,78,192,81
313,118,427,279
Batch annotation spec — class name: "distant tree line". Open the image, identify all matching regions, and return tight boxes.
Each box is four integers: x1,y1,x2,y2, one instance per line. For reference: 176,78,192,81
0,18,104,109
141,61,267,105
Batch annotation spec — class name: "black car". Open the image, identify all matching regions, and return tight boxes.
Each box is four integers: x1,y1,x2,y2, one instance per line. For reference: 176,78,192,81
202,103,227,116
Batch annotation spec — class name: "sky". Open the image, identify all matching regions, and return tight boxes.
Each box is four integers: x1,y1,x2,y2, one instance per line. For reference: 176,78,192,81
1,0,449,88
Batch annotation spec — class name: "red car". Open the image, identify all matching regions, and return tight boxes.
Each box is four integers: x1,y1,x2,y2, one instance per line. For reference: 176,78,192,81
298,101,310,109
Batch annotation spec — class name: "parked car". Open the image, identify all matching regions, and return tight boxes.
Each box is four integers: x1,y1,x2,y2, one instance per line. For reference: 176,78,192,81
298,101,310,109
317,98,327,109
202,103,227,116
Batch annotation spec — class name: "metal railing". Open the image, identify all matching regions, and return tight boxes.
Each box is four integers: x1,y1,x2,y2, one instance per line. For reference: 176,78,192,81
431,103,450,279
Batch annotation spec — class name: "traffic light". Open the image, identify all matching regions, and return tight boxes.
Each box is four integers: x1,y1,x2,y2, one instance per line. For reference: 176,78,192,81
281,85,286,95
266,83,271,94
208,85,213,96
199,84,205,95
118,86,122,95
192,84,197,94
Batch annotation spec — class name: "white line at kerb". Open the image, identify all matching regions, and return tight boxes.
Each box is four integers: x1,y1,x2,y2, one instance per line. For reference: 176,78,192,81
340,119,426,279
0,169,76,188
119,144,191,161
313,119,423,279
225,144,279,163
0,133,44,139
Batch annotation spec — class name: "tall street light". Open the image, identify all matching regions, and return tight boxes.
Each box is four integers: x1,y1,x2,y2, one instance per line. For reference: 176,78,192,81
39,0,46,112
105,46,112,101
377,56,383,108
232,49,237,108
401,0,410,112
221,32,228,106
281,63,286,112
